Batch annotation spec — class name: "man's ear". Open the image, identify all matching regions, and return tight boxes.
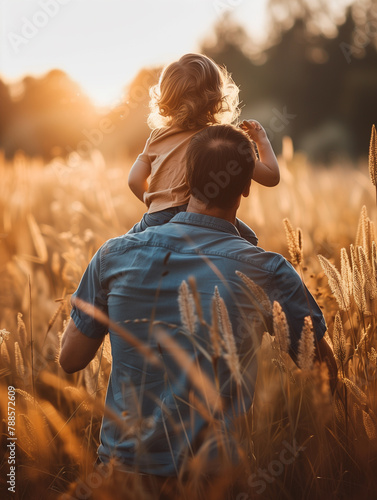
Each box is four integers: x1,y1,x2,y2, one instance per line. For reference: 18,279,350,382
242,179,252,198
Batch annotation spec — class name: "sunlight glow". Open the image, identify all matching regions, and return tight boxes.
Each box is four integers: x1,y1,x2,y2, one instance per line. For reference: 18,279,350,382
0,0,268,107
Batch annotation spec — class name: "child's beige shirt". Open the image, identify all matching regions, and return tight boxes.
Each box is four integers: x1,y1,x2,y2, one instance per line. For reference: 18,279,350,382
137,126,204,214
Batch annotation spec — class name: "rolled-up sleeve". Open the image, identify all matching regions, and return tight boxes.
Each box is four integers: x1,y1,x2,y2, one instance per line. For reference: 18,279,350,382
70,245,109,339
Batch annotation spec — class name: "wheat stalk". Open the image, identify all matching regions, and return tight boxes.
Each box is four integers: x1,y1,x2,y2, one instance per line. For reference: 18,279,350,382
283,218,303,266
17,313,27,346
0,328,10,346
297,227,303,254
218,297,242,385
178,280,197,335
14,341,25,378
18,413,39,455
368,347,377,364
272,301,290,353
318,255,349,310
40,399,83,458
29,275,35,399
45,303,64,338
51,250,61,276
342,377,368,405
369,124,377,202
355,205,369,252
324,331,334,351
1,341,11,364
365,216,374,260
340,248,353,300
352,262,367,313
272,357,287,373
349,244,359,274
355,324,371,357
210,296,222,359
333,312,346,364
188,391,216,424
369,219,376,245
15,388,44,409
372,241,377,284
213,286,224,330
297,316,315,371
362,410,377,440
25,213,48,263
155,329,222,412
72,297,162,367
358,246,377,298
188,276,204,324
235,270,272,314
210,295,222,392
311,362,332,422
64,386,91,411
334,398,346,425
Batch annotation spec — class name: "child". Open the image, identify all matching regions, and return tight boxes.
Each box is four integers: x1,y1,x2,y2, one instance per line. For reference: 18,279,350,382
128,53,280,244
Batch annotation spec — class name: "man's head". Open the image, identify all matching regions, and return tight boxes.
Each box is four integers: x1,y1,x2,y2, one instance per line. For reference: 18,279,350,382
185,124,256,210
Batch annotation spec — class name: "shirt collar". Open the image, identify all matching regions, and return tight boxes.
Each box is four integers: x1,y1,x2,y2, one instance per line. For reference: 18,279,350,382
170,211,241,236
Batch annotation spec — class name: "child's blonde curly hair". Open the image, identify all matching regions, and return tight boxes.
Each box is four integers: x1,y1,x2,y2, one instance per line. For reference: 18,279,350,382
148,53,240,130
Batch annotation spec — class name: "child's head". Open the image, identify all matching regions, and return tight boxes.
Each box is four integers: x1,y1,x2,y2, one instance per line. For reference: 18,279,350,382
148,53,240,130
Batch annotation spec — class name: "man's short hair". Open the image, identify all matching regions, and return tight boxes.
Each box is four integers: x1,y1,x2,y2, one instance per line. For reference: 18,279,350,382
185,124,256,210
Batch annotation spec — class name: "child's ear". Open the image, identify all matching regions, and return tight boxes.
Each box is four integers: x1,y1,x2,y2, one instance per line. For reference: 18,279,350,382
242,179,251,198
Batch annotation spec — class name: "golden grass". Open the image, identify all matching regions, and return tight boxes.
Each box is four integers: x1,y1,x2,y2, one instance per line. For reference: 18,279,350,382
0,133,377,499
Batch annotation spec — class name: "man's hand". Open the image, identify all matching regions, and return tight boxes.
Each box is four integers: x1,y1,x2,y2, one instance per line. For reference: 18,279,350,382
59,318,105,374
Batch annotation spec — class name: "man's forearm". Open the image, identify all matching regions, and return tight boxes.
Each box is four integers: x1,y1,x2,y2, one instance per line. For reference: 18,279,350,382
59,318,104,374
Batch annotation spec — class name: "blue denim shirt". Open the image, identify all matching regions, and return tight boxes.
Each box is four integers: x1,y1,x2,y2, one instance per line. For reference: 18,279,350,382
71,212,326,476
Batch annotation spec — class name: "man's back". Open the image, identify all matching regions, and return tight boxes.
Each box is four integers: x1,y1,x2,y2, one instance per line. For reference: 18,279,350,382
71,211,326,475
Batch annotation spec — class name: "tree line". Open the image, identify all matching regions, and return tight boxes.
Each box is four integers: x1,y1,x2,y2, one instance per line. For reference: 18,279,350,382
0,4,376,164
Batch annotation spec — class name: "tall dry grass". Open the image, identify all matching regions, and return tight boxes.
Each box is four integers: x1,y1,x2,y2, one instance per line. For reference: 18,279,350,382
0,130,377,499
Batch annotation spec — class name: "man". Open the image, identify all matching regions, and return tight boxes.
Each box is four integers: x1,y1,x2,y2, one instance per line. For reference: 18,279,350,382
59,124,337,496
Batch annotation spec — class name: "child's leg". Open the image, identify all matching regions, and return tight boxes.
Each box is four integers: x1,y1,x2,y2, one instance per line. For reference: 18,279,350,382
127,212,150,234
235,218,258,245
127,204,188,234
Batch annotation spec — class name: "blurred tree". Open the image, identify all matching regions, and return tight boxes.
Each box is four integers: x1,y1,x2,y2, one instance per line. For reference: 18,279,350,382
103,67,160,161
1,1,376,164
0,79,12,151
1,68,159,163
202,5,377,162
5,69,97,159
267,0,348,39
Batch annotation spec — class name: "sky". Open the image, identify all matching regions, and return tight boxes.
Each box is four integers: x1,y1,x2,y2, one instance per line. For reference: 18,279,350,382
0,0,270,108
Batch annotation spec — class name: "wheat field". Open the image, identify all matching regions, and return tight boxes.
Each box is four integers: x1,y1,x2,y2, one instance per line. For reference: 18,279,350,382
1,129,377,500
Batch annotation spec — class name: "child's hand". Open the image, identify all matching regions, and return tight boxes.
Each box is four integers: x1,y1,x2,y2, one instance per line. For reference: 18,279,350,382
240,120,268,144
240,119,280,187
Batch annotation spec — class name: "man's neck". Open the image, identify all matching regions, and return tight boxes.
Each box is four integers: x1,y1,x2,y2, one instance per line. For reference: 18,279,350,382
186,197,239,225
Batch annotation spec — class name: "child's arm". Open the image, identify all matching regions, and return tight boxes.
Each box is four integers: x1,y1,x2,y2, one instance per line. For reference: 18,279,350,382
240,120,280,187
128,158,151,203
